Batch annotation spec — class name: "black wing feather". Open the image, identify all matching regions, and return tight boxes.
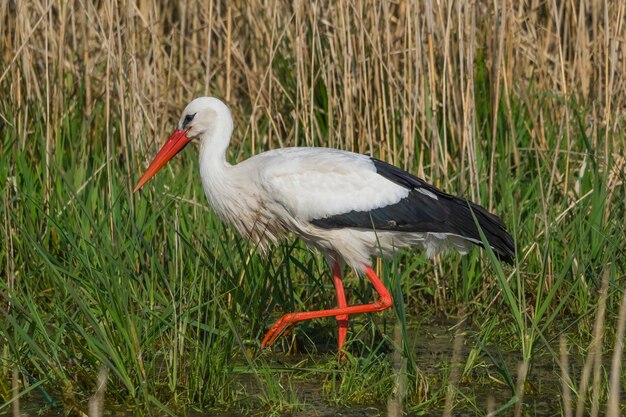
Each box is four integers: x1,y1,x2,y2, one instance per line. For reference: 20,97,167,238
311,158,515,264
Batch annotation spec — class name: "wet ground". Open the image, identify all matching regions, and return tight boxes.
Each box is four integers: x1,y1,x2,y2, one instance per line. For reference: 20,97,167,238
215,321,564,416
4,321,576,416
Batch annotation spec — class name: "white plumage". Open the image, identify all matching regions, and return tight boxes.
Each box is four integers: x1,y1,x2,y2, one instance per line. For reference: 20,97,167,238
215,147,428,267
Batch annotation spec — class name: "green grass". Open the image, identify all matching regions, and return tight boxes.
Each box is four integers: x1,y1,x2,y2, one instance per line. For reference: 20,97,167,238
1,79,626,416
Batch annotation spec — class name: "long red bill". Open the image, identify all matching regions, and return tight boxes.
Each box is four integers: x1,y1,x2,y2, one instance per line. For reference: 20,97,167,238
133,129,191,192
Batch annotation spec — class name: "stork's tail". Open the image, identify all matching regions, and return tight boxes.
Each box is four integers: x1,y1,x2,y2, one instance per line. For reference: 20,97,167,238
462,200,515,264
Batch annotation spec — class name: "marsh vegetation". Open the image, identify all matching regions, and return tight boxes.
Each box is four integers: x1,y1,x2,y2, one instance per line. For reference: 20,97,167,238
1,1,625,415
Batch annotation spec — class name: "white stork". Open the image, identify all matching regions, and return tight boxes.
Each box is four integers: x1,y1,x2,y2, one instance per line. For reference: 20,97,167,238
134,97,515,352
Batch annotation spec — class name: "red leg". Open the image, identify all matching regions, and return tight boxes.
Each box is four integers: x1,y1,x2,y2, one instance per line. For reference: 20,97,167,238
261,265,393,349
332,260,349,351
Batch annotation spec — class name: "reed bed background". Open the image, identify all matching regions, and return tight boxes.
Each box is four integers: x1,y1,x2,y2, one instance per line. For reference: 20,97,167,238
1,0,625,415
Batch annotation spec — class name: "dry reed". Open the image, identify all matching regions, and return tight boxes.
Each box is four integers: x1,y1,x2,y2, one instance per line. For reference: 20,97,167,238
2,1,623,164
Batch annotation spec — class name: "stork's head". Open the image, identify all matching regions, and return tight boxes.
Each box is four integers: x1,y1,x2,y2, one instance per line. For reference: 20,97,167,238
134,97,232,192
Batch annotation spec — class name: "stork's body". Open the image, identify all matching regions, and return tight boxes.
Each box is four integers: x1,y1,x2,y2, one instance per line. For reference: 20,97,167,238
135,97,515,352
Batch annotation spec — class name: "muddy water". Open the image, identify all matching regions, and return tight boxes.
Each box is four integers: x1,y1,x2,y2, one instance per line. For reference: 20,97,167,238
6,322,571,416
409,322,562,416
205,321,565,416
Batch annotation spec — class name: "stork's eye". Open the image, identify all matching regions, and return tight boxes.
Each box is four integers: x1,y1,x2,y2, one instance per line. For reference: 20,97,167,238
182,113,196,129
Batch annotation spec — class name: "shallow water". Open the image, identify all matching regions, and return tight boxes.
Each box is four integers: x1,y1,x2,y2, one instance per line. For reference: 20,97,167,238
4,321,588,416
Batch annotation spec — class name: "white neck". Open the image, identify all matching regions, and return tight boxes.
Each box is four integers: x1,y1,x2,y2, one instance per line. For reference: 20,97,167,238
198,117,236,218
199,114,234,165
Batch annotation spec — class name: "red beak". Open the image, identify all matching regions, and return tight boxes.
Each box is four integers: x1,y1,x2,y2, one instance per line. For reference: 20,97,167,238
133,129,192,192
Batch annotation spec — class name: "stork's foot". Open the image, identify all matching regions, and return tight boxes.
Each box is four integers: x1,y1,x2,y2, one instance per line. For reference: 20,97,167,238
261,312,350,351
261,313,298,348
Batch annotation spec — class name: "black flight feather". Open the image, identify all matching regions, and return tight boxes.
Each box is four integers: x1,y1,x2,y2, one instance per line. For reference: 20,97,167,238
311,158,515,264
